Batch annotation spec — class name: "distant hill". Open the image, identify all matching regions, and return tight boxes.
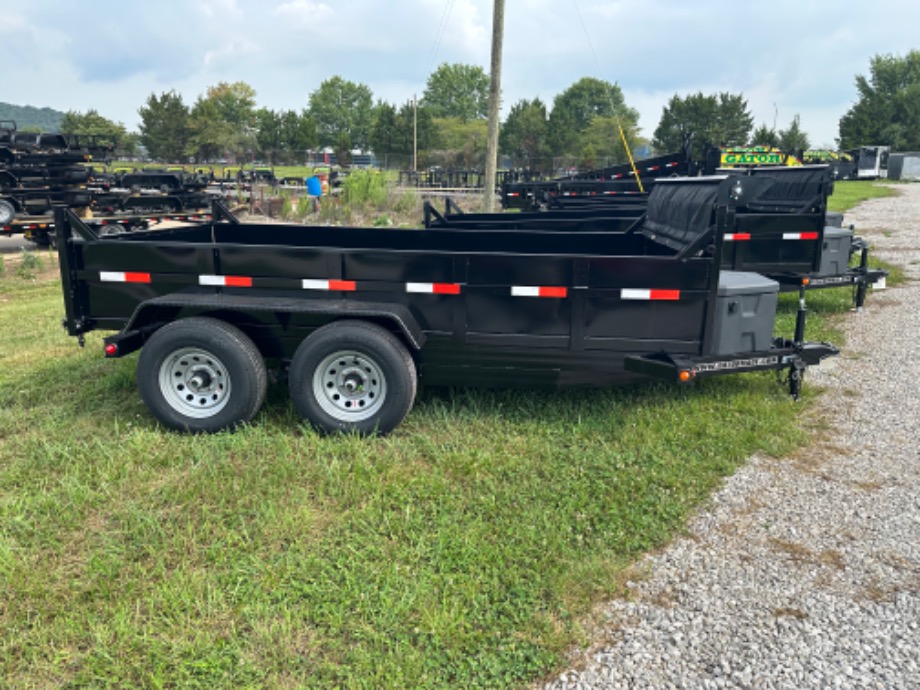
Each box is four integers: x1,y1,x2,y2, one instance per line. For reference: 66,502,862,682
0,102,66,133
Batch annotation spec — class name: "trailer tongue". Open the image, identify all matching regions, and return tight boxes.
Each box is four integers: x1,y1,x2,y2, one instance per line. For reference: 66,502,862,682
55,175,837,435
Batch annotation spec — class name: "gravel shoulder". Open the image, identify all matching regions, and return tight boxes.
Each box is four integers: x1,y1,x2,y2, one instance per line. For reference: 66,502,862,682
541,184,920,689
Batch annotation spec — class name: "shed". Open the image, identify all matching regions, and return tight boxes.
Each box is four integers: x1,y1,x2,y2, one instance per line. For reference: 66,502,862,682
887,152,920,181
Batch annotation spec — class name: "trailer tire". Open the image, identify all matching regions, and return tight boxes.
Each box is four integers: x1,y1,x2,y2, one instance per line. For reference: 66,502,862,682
0,199,15,225
289,320,417,436
137,317,267,433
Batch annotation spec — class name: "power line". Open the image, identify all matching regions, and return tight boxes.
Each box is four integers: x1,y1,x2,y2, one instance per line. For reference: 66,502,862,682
570,0,643,190
425,0,457,79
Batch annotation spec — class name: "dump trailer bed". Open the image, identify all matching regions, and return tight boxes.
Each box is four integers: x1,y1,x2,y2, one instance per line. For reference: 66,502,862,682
487,166,885,307
55,177,836,435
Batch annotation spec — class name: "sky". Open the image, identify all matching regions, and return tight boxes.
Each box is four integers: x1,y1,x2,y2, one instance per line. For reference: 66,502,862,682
2,0,919,148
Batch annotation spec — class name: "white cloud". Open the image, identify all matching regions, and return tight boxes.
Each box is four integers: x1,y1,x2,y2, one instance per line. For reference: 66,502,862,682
2,0,920,144
273,0,333,28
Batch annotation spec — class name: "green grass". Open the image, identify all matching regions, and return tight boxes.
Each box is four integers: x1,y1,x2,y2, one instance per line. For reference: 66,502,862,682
0,180,893,688
827,180,898,213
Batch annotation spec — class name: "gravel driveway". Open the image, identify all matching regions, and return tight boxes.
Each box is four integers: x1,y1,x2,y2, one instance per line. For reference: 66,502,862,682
541,184,920,689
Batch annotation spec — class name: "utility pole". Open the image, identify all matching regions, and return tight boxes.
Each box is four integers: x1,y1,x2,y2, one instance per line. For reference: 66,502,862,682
483,0,505,212
413,94,418,173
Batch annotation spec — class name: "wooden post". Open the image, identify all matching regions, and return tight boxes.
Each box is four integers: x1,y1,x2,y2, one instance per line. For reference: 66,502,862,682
483,0,505,212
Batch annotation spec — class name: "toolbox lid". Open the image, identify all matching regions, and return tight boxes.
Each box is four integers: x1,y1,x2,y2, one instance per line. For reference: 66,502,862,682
718,271,779,296
823,226,853,240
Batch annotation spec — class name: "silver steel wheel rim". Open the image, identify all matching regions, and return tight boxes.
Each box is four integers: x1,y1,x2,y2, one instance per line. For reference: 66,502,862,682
158,347,232,419
312,350,387,422
0,203,13,225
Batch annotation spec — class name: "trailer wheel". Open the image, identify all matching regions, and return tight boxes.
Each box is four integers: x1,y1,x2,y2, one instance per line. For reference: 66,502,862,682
289,321,417,435
0,199,15,225
137,317,267,433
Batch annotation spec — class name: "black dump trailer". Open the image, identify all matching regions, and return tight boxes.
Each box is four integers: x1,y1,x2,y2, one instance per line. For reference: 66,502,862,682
452,166,886,308
500,142,696,210
55,176,837,435
718,165,887,305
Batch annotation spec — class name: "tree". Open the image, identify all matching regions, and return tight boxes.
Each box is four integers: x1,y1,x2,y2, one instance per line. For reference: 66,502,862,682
547,78,640,157
334,132,353,167
579,116,644,166
420,63,490,122
839,50,920,150
777,114,810,154
369,100,437,166
138,90,189,162
396,101,437,162
255,108,283,163
370,101,399,156
432,117,488,167
653,92,754,157
59,109,133,156
280,110,318,161
750,123,779,148
186,97,235,162
206,81,257,131
307,77,374,150
500,98,550,168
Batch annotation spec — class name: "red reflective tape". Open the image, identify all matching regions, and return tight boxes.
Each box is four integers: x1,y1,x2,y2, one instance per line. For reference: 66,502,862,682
725,233,752,241
621,288,681,301
124,272,151,283
328,280,356,291
200,274,252,287
100,271,151,283
512,286,568,298
801,232,819,240
539,286,568,298
406,282,461,295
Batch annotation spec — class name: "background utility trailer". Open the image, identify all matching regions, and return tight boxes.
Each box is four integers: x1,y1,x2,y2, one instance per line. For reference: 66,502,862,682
439,166,886,309
55,177,837,436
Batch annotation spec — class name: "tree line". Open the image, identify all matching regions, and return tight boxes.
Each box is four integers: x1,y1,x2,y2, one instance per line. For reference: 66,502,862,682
55,51,920,169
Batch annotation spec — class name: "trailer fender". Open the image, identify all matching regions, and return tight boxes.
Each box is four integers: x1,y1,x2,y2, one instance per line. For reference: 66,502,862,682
106,292,427,358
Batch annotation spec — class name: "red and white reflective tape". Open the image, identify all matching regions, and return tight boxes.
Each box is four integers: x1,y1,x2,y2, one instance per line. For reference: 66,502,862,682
100,271,151,284
302,279,356,291
724,233,752,242
199,274,253,287
783,232,820,241
511,285,568,299
406,282,462,295
621,288,681,301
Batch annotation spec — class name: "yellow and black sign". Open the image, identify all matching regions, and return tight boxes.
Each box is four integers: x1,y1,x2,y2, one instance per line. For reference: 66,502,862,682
720,147,801,167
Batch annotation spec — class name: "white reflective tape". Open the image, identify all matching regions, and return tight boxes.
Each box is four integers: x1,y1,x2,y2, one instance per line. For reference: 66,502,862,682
406,282,460,295
100,271,126,282
406,282,435,293
621,289,652,300
199,275,225,286
511,286,541,297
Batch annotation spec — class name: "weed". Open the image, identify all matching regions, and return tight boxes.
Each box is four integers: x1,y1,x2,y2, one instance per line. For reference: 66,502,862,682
16,249,44,279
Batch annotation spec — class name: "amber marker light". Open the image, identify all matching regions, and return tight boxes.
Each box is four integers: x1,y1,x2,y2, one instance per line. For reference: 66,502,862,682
802,277,811,286
679,370,693,382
